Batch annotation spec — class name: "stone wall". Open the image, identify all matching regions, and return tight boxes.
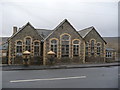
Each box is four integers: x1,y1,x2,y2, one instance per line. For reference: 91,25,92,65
44,21,85,65
8,24,43,65
84,28,106,62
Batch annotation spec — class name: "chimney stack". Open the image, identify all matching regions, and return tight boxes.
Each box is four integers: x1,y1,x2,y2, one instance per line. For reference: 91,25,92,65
13,26,17,35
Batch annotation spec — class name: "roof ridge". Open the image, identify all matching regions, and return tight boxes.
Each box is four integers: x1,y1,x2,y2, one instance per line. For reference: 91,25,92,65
36,29,53,31
79,26,94,32
9,22,44,40
53,19,67,31
44,19,83,40
44,19,68,40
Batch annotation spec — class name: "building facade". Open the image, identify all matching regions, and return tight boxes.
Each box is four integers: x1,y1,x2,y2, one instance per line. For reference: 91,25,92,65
0,37,8,64
7,19,116,65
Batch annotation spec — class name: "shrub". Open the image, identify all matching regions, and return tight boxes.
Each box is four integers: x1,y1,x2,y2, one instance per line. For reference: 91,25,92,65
30,56,43,65
14,55,23,64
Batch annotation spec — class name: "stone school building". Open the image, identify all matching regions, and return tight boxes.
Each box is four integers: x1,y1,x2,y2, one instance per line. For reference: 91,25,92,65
7,19,116,65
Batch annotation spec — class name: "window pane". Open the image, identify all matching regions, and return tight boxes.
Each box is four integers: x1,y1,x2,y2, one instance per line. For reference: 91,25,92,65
73,40,79,44
34,42,39,45
26,38,31,45
85,42,89,56
34,42,40,56
97,43,101,55
50,39,57,57
61,35,70,40
91,40,94,47
91,40,94,55
61,35,70,57
17,41,22,45
16,41,22,55
25,38,31,51
26,46,31,52
73,40,79,56
97,43,100,46
34,46,39,56
51,40,57,44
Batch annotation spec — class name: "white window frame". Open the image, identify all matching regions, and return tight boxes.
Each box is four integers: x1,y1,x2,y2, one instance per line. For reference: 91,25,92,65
97,42,101,56
73,40,79,56
24,36,32,52
34,41,40,56
61,34,71,57
106,51,112,58
85,42,89,56
16,41,22,56
50,39,58,57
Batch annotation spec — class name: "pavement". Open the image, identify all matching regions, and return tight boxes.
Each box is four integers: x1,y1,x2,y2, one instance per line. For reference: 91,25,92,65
1,62,120,71
2,66,119,88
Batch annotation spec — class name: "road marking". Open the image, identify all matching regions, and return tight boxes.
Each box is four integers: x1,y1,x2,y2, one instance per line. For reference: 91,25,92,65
10,76,86,83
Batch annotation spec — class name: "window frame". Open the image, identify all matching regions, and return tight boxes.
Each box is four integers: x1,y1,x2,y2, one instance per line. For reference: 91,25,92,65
106,51,112,58
72,39,80,56
34,40,40,56
90,39,96,56
60,33,71,57
24,36,32,52
16,40,23,56
85,42,89,56
50,38,58,57
97,42,101,56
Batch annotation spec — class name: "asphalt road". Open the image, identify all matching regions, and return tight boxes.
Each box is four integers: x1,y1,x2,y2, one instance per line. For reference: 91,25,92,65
2,66,119,88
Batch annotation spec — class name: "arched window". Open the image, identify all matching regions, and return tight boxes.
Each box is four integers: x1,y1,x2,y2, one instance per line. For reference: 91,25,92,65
34,42,40,56
73,40,79,56
97,43,101,55
25,37,31,52
86,42,89,56
61,34,70,57
16,41,22,55
91,40,95,55
50,39,57,57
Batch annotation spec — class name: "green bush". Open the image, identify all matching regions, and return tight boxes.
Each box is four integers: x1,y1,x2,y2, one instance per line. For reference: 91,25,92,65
2,57,7,64
14,56,23,64
105,59,115,63
60,57,71,63
30,56,43,65
72,57,82,63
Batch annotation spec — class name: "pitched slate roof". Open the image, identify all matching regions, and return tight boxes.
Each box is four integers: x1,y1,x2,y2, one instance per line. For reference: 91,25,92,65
78,26,107,44
36,29,53,39
106,48,115,51
78,26,94,38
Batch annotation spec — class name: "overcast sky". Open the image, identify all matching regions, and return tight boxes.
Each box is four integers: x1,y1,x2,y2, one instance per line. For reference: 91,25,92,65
1,0,118,37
